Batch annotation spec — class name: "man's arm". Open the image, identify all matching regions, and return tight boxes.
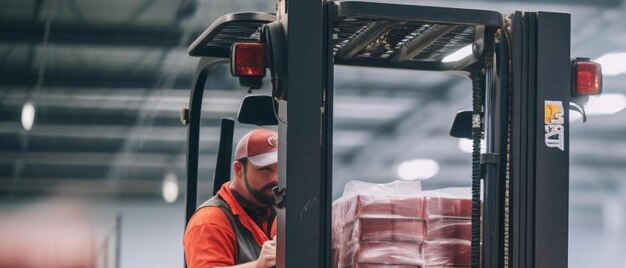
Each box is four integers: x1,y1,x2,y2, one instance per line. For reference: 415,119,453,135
223,261,256,268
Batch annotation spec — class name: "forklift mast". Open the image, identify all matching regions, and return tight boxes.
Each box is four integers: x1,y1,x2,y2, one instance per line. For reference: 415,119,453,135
184,1,602,268
509,12,572,268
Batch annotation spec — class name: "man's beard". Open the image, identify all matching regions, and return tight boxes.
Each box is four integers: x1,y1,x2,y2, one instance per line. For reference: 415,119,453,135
243,172,277,206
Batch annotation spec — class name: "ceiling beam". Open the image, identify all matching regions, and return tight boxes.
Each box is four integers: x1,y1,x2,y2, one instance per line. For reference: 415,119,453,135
0,151,215,168
0,20,196,48
0,70,194,89
0,108,224,127
0,133,219,154
0,163,211,182
0,177,211,199
0,122,221,142
0,70,452,94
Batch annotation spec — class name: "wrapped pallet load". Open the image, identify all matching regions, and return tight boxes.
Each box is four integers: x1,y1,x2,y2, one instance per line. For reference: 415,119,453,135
332,181,473,268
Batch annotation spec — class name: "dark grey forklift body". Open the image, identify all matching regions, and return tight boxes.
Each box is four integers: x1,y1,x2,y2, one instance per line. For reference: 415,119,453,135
184,1,576,268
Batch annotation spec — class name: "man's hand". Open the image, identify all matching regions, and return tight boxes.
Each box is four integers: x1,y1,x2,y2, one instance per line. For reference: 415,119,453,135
255,238,276,268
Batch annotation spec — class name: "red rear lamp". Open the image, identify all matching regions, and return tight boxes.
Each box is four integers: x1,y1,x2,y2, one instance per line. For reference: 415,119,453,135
231,43,266,77
572,58,602,96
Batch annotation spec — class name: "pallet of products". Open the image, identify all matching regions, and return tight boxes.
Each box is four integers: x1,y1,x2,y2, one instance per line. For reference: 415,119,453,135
332,181,473,268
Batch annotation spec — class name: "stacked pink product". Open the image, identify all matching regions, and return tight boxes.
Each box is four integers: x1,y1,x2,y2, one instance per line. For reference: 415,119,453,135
332,182,472,268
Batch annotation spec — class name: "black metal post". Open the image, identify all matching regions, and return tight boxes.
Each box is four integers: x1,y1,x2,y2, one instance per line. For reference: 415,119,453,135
483,62,502,268
533,12,571,268
185,57,226,226
511,12,532,268
213,118,235,195
510,11,571,268
496,30,511,268
276,0,331,267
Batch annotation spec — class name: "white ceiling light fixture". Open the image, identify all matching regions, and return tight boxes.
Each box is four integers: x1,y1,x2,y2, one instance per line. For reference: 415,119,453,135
21,101,36,131
595,52,626,76
162,171,179,203
396,159,440,181
442,44,473,63
458,138,486,154
584,93,626,115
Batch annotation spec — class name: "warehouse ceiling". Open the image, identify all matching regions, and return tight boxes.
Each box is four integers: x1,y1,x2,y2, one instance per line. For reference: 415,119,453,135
1,0,625,211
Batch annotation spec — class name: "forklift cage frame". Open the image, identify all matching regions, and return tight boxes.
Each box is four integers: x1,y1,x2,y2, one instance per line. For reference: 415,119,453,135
184,1,573,268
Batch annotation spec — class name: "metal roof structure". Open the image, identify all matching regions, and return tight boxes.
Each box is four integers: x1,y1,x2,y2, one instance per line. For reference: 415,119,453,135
0,0,625,220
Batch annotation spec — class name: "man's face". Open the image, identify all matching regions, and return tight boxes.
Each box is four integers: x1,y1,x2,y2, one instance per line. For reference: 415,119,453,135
241,161,279,206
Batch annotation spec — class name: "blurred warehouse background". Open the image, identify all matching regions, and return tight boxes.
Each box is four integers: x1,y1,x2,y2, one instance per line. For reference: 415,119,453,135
0,0,625,267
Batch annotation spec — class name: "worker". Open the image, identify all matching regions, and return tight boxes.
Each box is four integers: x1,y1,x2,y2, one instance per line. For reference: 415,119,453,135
184,128,279,268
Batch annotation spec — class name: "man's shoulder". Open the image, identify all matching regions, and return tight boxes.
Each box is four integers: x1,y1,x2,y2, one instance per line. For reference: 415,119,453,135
186,206,232,232
183,206,238,267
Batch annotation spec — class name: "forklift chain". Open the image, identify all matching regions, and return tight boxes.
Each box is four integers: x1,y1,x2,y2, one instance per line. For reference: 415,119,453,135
499,17,514,267
470,67,484,268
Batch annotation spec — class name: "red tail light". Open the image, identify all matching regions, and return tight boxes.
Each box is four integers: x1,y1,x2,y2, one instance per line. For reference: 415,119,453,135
572,58,602,96
231,43,266,77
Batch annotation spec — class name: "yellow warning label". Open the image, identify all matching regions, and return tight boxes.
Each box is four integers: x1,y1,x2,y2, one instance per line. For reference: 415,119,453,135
544,100,565,151
544,101,564,125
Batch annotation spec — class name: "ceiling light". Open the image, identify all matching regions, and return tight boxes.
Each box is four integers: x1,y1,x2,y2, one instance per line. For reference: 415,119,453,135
585,93,626,115
442,44,473,63
21,101,35,131
162,171,179,203
458,138,486,154
595,52,626,76
396,159,440,181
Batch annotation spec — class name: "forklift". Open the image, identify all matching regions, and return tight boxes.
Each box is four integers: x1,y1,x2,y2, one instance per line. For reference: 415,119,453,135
181,1,603,267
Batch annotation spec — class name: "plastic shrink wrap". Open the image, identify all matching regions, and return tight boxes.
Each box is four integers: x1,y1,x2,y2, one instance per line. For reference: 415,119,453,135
332,181,472,268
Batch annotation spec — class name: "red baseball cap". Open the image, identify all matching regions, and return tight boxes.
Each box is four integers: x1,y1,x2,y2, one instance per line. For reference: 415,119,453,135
235,129,278,167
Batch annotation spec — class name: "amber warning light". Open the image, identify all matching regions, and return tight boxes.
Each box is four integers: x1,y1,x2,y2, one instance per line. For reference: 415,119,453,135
572,58,602,96
231,43,266,77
